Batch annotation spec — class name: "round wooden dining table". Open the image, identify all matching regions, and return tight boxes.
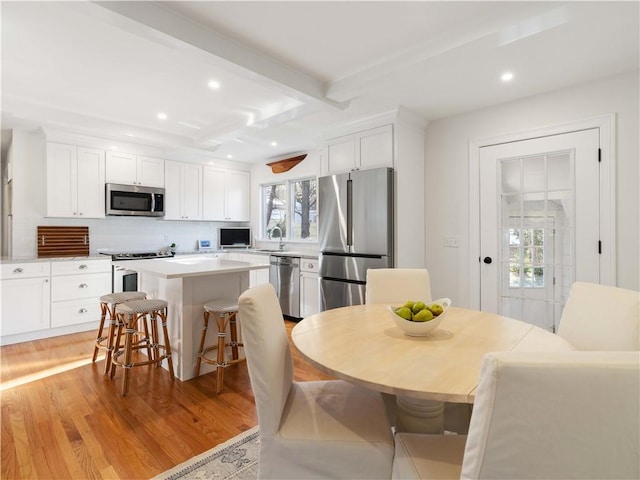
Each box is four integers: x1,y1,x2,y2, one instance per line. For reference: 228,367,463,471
292,303,574,432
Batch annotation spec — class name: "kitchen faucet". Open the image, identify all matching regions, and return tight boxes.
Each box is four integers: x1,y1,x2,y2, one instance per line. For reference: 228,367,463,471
271,226,285,250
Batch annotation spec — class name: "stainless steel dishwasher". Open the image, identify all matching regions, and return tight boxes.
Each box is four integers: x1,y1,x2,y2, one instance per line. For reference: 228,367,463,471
269,254,300,319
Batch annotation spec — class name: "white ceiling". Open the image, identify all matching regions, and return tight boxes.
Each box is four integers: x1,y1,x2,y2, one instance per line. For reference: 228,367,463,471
2,1,638,164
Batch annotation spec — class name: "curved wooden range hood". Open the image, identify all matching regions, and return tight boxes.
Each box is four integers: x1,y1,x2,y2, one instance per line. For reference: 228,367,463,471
266,154,307,174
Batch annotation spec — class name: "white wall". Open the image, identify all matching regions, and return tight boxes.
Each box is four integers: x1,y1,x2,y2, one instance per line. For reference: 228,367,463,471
425,71,639,306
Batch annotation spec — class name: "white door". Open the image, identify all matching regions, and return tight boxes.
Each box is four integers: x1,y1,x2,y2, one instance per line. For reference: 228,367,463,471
479,128,602,332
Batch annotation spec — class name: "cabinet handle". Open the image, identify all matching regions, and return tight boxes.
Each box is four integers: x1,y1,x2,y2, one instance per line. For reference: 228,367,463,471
79,283,88,288
79,264,88,269
41,235,46,246
79,308,88,314
13,267,23,273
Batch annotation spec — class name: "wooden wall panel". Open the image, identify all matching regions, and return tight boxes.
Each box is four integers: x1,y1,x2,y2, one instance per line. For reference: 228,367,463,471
37,226,89,257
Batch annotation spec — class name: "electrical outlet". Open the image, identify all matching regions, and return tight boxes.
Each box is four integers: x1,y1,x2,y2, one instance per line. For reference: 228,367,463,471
443,236,459,248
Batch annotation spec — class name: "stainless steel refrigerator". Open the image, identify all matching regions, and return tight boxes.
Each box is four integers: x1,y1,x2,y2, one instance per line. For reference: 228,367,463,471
318,167,394,310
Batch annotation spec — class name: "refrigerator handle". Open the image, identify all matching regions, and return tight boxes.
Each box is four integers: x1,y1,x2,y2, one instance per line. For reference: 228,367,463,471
346,178,353,247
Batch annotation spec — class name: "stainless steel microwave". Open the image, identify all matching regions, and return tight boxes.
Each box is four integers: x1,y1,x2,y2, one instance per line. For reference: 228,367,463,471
106,183,165,217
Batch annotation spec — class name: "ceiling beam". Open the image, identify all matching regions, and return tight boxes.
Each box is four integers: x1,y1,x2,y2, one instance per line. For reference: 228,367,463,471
87,1,347,112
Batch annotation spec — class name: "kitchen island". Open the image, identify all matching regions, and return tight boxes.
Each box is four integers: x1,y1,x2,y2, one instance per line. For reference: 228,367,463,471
121,255,269,380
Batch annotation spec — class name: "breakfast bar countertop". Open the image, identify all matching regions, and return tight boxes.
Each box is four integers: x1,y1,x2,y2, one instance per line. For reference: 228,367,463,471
121,255,269,280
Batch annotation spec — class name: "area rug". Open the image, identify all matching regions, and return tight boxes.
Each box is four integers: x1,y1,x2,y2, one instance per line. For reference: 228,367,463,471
153,426,259,480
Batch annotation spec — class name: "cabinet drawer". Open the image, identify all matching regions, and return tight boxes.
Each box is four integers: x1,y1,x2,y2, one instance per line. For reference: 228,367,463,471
51,272,110,301
300,259,319,273
51,259,111,275
51,299,101,328
1,262,50,279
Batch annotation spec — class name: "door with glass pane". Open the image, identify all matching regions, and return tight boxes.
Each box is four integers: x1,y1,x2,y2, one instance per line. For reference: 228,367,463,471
479,129,600,332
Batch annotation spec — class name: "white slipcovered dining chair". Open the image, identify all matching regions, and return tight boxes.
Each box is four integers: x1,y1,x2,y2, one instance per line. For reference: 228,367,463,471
238,283,395,479
392,351,640,479
366,268,432,305
557,281,640,350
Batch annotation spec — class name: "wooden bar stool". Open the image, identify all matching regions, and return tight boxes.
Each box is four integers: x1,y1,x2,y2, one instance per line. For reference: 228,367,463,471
195,299,244,394
92,291,147,375
110,299,175,396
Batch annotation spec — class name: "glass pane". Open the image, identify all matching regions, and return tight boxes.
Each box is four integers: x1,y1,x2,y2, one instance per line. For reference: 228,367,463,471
500,158,521,193
291,178,318,240
547,152,572,191
501,195,521,226
263,183,287,238
522,299,548,330
549,193,573,227
522,195,546,226
523,155,545,192
501,296,522,319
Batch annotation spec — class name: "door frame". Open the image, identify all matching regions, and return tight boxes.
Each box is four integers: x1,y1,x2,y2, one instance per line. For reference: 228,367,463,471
468,114,616,310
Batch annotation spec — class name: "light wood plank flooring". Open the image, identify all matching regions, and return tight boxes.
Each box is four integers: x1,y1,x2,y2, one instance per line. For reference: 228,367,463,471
1,321,332,479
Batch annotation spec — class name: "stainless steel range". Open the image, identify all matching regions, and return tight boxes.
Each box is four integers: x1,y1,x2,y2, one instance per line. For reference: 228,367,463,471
101,251,173,292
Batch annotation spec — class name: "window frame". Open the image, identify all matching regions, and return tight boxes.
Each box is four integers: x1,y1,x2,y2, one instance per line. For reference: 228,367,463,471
260,176,318,243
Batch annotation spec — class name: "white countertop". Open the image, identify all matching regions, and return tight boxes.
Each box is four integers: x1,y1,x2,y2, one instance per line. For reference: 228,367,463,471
121,256,269,279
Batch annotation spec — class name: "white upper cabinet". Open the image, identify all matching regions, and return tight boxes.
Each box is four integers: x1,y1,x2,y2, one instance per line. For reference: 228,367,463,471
106,151,164,187
46,142,105,218
202,167,250,222
164,160,202,221
325,125,393,175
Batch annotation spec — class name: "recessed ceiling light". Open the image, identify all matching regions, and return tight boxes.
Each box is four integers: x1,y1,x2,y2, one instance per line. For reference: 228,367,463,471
208,80,221,90
271,141,278,147
157,112,168,120
227,154,233,159
501,71,514,82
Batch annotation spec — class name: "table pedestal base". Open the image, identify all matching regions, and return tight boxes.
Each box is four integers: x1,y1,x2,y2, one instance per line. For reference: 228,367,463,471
396,396,444,434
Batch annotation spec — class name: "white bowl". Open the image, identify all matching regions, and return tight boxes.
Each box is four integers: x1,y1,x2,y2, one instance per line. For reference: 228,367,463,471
388,298,452,337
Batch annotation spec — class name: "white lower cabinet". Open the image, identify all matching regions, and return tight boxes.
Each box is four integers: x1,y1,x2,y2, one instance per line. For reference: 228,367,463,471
300,259,319,318
50,259,111,328
0,262,51,337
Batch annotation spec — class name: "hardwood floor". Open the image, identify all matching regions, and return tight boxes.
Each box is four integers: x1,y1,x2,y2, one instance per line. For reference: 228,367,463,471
0,321,332,479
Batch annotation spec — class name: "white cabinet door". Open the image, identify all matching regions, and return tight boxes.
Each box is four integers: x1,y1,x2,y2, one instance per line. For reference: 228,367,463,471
1,276,50,336
226,170,250,221
47,143,105,218
300,259,319,318
202,167,250,221
325,125,394,175
202,167,226,220
76,147,106,218
137,156,165,187
183,163,202,220
164,160,202,220
164,160,182,220
106,152,164,187
106,151,137,185
326,136,356,174
358,125,393,170
47,143,77,217
300,271,319,318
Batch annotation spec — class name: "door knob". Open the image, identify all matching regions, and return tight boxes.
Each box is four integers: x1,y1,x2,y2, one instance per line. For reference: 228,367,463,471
483,257,493,264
